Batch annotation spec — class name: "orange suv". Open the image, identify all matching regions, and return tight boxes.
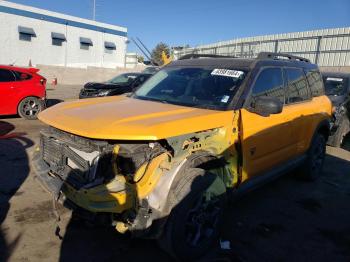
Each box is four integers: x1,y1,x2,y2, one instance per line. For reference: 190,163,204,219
33,52,332,260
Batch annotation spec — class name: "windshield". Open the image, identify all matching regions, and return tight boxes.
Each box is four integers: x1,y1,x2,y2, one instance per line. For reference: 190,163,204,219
323,76,348,96
134,67,246,110
107,73,138,84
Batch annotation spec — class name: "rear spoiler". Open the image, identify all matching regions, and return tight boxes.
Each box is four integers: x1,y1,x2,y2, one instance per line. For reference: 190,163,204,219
28,67,40,73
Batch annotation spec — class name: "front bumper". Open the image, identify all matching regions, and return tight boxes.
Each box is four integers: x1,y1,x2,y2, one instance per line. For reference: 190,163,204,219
32,150,134,214
79,93,100,99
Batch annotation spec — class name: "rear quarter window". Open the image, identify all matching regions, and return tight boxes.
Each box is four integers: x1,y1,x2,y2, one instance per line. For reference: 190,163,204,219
13,71,33,81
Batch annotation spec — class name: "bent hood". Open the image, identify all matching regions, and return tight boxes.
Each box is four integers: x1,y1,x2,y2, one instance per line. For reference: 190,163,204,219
38,96,233,140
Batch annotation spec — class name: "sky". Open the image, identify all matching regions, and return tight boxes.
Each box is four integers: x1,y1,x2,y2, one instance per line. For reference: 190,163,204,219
6,0,350,52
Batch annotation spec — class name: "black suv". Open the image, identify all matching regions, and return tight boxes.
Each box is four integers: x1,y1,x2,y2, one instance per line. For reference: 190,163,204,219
79,72,152,99
322,72,350,147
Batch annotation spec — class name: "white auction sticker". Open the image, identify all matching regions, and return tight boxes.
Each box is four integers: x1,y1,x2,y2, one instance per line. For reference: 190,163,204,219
211,69,244,78
221,95,230,103
327,77,343,82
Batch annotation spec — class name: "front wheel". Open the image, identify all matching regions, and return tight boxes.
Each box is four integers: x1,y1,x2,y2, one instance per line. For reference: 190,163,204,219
299,133,326,181
18,97,44,120
159,168,227,261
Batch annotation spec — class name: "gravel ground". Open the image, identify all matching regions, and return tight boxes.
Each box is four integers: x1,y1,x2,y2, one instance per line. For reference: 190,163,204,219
1,85,350,262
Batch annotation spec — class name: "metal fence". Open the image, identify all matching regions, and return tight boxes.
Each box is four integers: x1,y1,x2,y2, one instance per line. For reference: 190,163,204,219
174,27,350,66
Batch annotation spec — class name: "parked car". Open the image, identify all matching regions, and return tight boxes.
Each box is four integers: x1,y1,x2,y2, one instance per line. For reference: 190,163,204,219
322,72,350,147
0,65,46,119
33,52,331,260
79,72,152,99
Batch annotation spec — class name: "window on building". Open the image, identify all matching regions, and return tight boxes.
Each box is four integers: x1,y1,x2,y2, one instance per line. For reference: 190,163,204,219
51,32,66,46
251,67,285,103
285,68,310,104
0,69,16,82
304,69,324,97
18,26,36,42
80,37,93,50
104,41,116,53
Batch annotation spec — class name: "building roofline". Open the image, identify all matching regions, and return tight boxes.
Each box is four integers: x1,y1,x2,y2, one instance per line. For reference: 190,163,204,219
185,27,350,50
0,1,127,37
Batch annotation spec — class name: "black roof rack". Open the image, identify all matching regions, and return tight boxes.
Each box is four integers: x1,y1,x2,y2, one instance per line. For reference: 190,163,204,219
179,54,236,60
257,52,310,63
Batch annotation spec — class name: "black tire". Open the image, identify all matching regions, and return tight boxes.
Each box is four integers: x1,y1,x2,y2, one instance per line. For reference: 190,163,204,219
158,168,227,261
299,133,326,181
18,96,43,120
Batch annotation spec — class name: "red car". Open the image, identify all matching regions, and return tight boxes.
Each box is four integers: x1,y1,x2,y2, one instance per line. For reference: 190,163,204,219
0,65,46,119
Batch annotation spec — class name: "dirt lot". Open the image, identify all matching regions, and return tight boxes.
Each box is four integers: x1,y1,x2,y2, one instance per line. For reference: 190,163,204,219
1,85,350,262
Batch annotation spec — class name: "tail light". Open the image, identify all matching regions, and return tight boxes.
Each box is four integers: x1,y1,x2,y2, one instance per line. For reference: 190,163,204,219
40,78,47,86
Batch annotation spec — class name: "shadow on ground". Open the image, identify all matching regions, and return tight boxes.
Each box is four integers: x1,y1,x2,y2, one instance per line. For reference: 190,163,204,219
220,153,350,262
46,99,64,108
50,152,350,262
0,121,33,262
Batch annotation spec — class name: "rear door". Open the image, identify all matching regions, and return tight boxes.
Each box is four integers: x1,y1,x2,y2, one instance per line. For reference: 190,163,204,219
284,67,318,154
240,67,296,181
0,69,17,114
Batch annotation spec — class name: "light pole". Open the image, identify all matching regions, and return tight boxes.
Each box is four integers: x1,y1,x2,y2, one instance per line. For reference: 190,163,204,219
93,0,96,21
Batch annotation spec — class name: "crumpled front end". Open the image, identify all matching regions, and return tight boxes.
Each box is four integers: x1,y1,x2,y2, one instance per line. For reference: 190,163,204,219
32,127,170,232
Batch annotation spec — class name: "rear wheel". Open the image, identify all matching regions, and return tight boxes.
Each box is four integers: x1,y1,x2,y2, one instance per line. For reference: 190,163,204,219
299,133,326,180
18,97,43,120
159,168,227,261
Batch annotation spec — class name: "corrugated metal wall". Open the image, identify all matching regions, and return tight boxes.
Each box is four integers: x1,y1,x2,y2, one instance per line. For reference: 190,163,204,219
174,27,350,66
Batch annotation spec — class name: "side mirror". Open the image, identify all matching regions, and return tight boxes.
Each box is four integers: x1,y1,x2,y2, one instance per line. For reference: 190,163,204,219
251,96,283,117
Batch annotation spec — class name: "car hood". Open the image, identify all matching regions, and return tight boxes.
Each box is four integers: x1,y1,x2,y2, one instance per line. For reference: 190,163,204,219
38,96,233,140
84,82,127,90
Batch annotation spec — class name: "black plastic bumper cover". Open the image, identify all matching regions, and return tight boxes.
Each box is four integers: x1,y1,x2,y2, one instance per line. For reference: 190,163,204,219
32,150,64,200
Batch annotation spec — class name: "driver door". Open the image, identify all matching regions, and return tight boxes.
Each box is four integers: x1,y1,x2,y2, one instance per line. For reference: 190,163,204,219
0,69,17,114
240,67,296,181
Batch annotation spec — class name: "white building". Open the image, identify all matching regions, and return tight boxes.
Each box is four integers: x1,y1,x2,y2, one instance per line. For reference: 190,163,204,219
0,1,128,68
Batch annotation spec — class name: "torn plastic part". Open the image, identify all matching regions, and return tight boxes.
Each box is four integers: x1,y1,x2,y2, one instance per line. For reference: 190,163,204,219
116,143,167,181
182,136,200,150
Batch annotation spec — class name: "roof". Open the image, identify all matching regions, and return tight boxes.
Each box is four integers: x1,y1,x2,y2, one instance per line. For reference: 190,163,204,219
168,56,318,70
169,58,256,69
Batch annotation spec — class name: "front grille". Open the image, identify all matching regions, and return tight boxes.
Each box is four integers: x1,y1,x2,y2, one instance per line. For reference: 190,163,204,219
81,89,99,97
40,132,100,189
42,135,63,167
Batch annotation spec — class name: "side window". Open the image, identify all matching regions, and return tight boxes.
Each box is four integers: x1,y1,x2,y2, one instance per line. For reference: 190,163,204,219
285,68,310,104
13,71,32,81
251,67,285,103
304,69,324,97
0,69,16,82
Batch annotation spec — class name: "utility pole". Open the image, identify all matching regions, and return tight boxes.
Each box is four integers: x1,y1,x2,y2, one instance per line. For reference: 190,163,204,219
93,0,96,20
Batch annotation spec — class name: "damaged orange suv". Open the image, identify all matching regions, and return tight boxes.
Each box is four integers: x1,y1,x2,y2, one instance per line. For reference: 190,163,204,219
33,52,332,260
